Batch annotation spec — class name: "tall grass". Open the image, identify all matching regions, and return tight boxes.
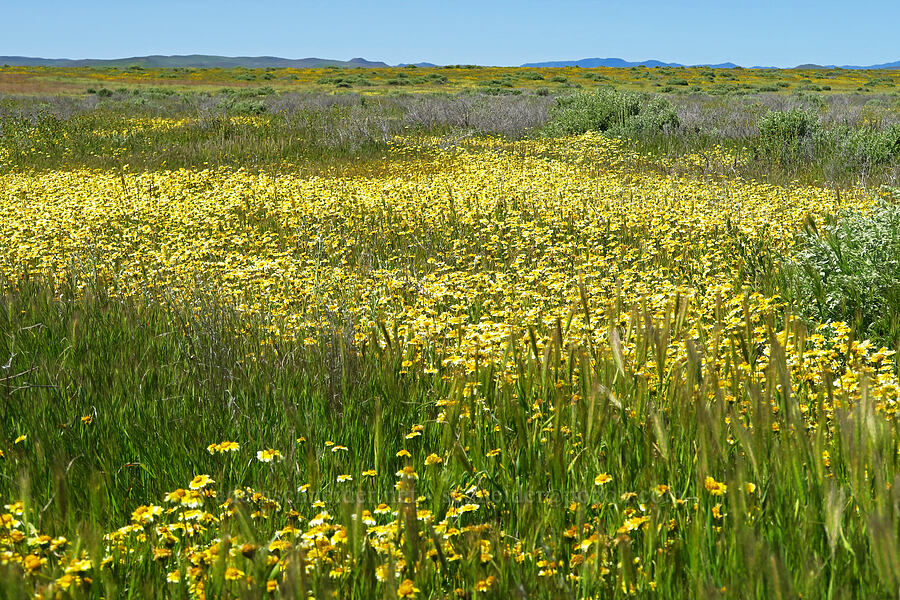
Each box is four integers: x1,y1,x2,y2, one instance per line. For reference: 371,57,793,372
0,271,898,597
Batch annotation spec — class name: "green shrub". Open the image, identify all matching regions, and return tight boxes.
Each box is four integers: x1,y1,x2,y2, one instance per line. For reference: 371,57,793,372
545,89,679,136
785,199,900,345
517,70,545,81
550,75,568,83
846,124,900,166
219,99,267,115
756,108,821,163
666,77,689,86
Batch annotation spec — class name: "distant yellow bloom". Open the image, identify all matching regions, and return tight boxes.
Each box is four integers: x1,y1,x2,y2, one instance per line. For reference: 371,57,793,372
744,482,757,494
362,469,377,477
396,449,411,458
152,547,172,561
617,515,650,533
80,415,93,424
425,453,443,466
475,575,496,591
594,473,612,486
336,474,352,483
14,435,25,444
224,567,245,581
397,579,419,597
705,476,727,496
257,449,282,462
131,504,162,525
189,474,214,490
65,559,92,574
208,441,240,453
22,553,45,573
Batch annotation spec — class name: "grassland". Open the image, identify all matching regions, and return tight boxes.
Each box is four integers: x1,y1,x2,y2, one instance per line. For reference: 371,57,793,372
1,63,899,97
0,78,899,598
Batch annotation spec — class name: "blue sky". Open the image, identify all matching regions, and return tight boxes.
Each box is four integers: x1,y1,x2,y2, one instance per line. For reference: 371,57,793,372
2,0,896,67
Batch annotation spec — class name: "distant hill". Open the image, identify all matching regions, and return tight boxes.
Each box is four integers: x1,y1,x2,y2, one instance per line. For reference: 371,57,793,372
0,55,390,69
832,60,900,69
790,61,900,69
1,54,897,70
521,57,900,70
521,57,740,69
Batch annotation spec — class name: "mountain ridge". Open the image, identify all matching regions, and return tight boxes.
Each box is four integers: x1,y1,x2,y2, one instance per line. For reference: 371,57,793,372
520,57,900,69
0,55,898,70
0,55,390,69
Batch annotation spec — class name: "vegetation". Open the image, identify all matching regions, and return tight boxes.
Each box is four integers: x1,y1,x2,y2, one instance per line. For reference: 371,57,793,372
784,196,900,346
1,63,900,96
544,89,679,136
0,80,899,597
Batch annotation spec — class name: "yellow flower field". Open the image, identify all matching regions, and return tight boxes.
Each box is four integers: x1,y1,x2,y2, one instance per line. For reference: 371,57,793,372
0,132,898,597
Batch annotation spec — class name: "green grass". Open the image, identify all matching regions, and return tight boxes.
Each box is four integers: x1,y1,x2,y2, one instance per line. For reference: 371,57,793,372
0,275,898,597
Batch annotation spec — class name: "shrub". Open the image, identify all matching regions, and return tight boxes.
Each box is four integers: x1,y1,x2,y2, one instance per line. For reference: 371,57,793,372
755,108,821,163
785,199,900,345
545,89,679,136
845,124,900,166
517,71,545,81
219,99,267,115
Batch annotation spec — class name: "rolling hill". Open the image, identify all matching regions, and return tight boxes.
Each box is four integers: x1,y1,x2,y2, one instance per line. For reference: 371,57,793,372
0,55,390,68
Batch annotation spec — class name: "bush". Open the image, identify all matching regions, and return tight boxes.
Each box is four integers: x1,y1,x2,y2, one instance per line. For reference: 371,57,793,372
544,89,679,136
517,71,545,81
785,199,900,345
219,99,267,115
845,124,900,166
755,108,821,163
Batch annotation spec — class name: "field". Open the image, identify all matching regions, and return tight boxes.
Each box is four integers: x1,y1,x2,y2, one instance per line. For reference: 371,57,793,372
1,63,899,97
0,75,900,598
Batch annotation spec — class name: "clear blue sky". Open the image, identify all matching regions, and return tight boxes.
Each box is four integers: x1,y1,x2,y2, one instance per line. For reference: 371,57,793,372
2,0,896,67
